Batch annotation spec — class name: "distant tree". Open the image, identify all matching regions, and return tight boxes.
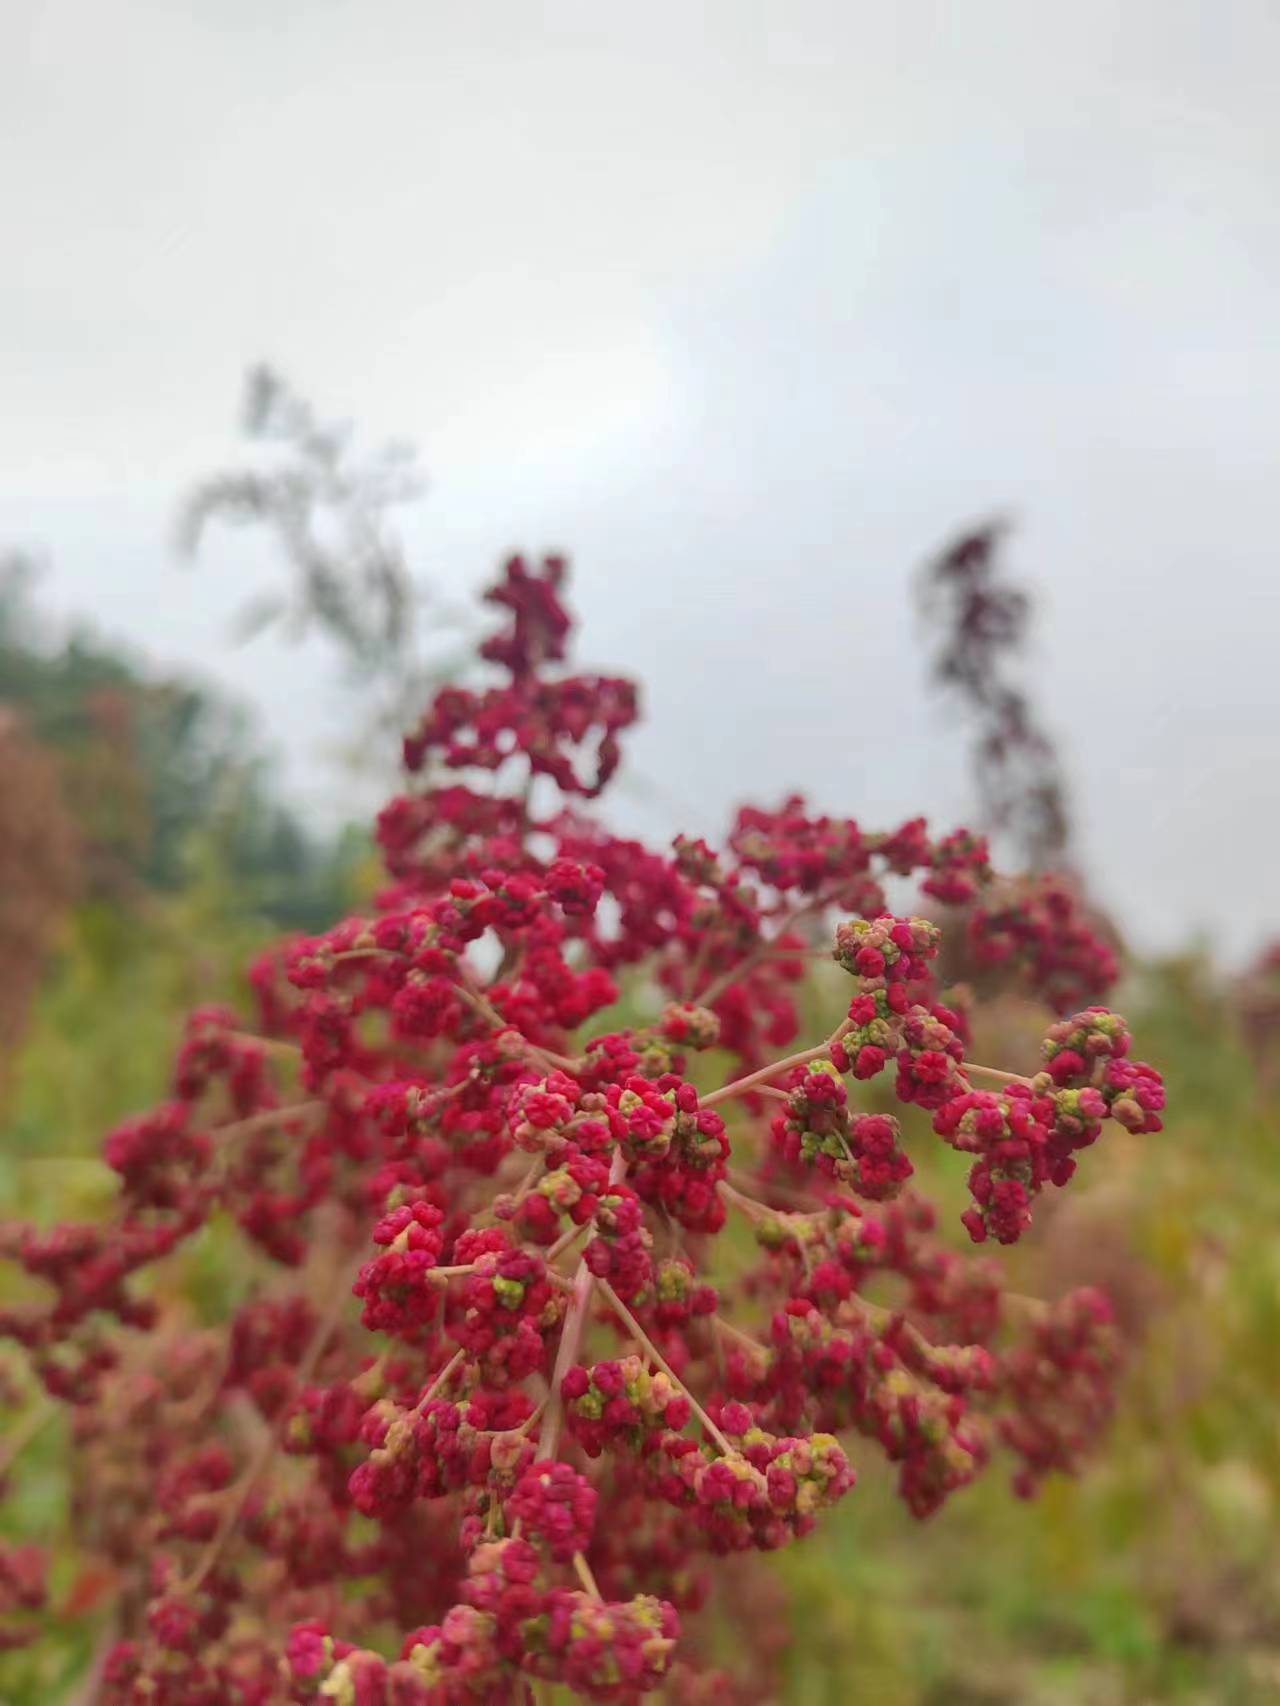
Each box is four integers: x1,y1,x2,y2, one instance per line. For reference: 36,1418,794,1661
0,704,79,1077
0,557,360,929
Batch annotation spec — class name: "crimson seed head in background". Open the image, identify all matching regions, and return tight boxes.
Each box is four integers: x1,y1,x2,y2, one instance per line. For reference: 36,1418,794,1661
0,556,1164,1702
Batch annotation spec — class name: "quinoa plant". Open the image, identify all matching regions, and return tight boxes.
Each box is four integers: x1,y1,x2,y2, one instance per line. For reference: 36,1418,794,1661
0,556,1164,1702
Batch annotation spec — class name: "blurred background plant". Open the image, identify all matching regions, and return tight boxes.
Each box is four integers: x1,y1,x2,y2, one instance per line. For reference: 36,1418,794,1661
179,366,470,776
917,520,1073,874
1,386,1277,1703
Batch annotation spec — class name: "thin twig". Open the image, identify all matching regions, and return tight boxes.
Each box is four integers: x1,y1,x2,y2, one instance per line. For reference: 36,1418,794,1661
211,1101,325,1142
515,1395,548,1437
537,1258,597,1463
681,931,716,1004
414,1348,466,1412
695,890,834,1008
505,1155,545,1214
545,1219,590,1266
1002,1290,1049,1318
536,1152,625,1460
453,980,576,1072
701,1021,850,1110
725,1168,824,1212
717,1179,810,1229
711,1314,768,1355
573,1550,604,1600
471,1152,545,1229
227,1030,301,1060
596,1279,734,1456
962,1060,1033,1086
182,1255,359,1592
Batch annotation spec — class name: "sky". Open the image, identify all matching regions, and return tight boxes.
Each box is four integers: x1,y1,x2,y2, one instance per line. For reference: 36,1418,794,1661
2,0,1279,958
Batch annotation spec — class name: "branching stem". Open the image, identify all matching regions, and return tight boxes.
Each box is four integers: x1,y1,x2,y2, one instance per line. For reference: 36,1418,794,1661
573,1551,603,1600
212,1101,325,1142
183,1255,359,1592
962,1060,1033,1086
596,1279,734,1456
701,1022,850,1110
536,1151,626,1461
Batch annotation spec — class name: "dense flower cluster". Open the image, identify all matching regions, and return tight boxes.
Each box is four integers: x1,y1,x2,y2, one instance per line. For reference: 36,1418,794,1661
0,554,1163,1701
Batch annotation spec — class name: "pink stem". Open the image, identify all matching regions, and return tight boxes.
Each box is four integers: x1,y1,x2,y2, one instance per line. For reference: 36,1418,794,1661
701,1023,849,1111
536,1150,625,1460
962,1060,1033,1086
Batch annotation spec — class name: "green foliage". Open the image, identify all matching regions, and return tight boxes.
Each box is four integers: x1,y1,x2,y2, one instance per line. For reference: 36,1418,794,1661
0,555,366,930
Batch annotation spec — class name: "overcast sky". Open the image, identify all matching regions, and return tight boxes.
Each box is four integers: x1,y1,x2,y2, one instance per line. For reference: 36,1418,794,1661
3,0,1279,958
